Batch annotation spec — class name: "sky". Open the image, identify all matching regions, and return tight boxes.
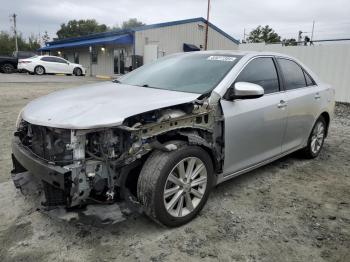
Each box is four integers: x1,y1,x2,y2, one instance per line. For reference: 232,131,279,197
1,0,350,42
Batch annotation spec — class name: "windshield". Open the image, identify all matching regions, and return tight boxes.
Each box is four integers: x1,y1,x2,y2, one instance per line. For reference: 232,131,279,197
118,53,242,94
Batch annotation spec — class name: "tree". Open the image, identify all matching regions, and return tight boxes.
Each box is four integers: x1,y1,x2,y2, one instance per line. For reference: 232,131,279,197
283,38,297,46
121,18,145,30
0,31,14,55
56,19,108,39
109,18,145,31
0,31,41,55
247,25,281,43
109,23,121,31
27,34,41,50
41,31,50,45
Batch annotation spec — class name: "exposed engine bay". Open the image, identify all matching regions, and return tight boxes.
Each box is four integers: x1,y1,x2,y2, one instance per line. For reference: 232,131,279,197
11,95,224,211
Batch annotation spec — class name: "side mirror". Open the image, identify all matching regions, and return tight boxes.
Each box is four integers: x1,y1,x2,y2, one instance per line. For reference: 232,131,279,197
224,82,264,100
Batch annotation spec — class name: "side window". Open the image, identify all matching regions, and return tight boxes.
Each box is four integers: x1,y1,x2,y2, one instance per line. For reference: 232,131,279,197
277,58,306,90
235,57,280,94
54,57,67,63
41,57,52,62
304,71,315,86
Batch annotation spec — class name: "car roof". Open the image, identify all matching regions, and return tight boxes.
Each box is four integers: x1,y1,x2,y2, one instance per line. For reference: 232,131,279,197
188,50,295,59
34,55,66,59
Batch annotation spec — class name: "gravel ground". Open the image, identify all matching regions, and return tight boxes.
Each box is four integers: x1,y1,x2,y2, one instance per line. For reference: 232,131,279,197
0,79,349,262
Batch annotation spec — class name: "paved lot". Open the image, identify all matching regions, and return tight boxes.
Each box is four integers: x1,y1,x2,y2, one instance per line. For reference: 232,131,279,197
0,72,105,83
0,78,349,262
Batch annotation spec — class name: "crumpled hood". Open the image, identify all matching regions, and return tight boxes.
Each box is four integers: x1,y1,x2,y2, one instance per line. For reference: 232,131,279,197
22,82,200,129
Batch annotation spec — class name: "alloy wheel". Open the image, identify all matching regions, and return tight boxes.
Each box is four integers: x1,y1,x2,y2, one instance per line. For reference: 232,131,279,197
75,68,82,76
163,157,207,217
311,121,325,154
36,67,44,75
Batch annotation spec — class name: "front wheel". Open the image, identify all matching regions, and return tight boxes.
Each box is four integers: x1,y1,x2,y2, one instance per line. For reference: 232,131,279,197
300,116,327,158
137,142,214,227
74,68,82,76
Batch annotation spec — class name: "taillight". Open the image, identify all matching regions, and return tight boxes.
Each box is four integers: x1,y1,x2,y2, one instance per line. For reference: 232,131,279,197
19,61,31,64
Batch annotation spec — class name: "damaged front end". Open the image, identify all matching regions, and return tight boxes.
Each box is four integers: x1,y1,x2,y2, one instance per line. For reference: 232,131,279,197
11,95,223,213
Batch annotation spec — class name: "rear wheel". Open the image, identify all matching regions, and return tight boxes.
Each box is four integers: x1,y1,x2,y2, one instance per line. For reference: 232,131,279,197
300,116,326,158
1,63,15,73
34,66,45,75
137,142,214,227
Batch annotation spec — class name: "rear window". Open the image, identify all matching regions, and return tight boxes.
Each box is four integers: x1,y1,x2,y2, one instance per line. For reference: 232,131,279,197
304,71,315,86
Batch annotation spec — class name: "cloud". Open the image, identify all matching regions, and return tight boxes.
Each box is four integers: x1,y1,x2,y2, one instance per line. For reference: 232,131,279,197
1,0,349,41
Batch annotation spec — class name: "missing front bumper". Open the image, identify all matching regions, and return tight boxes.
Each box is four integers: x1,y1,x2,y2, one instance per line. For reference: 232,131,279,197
11,137,72,207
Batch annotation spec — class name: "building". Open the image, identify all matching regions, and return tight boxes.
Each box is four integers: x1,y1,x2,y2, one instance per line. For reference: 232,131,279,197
39,17,239,76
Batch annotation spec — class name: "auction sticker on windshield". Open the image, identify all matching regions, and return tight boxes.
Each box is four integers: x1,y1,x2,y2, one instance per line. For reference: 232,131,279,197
207,56,237,62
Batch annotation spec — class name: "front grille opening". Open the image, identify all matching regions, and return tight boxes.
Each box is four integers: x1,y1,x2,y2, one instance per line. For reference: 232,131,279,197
18,122,73,166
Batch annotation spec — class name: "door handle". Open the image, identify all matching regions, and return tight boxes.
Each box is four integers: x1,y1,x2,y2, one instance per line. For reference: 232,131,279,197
315,93,321,99
277,100,288,108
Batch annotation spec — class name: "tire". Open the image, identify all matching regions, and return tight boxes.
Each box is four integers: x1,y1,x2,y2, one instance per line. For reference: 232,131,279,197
299,116,327,159
34,66,45,75
137,141,214,227
74,68,82,76
1,63,15,73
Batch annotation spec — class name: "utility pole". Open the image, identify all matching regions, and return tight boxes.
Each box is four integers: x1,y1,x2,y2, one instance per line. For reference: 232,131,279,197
311,20,315,41
89,46,93,77
12,14,18,52
204,0,210,50
243,28,246,43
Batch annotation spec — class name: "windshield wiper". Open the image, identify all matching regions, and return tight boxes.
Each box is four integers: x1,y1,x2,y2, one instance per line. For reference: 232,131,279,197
113,79,121,83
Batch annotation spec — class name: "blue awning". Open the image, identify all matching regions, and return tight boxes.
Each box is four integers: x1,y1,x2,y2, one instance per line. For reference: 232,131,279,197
38,34,133,51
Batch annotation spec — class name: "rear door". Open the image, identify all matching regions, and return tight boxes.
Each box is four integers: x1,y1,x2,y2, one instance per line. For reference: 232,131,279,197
40,57,55,73
276,58,320,152
221,56,288,175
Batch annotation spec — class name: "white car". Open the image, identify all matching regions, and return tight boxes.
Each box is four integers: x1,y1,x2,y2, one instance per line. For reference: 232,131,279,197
18,55,85,76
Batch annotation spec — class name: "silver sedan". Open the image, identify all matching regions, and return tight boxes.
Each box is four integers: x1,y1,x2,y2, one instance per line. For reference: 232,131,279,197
12,51,335,227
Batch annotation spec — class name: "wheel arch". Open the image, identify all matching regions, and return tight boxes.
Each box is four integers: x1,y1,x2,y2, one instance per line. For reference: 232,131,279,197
73,67,83,75
121,129,221,200
319,111,330,137
155,129,221,173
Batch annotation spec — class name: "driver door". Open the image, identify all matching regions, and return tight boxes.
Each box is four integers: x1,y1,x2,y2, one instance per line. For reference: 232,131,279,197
221,57,288,175
52,57,70,73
